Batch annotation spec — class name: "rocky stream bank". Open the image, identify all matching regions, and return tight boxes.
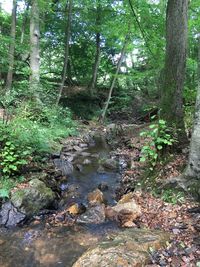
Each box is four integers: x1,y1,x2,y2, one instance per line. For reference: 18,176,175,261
0,123,199,266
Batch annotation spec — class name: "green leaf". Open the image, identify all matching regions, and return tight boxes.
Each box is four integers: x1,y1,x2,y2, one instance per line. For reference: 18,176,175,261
157,145,163,150
140,157,146,162
0,188,9,198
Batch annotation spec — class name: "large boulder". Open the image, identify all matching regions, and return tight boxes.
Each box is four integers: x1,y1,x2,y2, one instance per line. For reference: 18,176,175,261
11,178,56,217
72,229,169,267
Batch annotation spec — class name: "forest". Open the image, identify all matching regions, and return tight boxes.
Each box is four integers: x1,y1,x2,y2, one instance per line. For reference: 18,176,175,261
0,0,200,266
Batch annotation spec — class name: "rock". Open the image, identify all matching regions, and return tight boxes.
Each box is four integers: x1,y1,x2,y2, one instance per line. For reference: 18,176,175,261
88,189,105,206
72,229,169,267
73,145,82,152
83,159,91,165
0,239,5,245
80,152,91,157
51,152,60,159
112,199,141,218
0,202,26,227
77,205,105,224
118,192,135,204
105,198,141,227
102,158,118,170
11,179,56,217
76,164,83,172
105,206,118,221
79,143,88,148
98,182,108,191
97,166,106,174
67,203,86,215
53,158,73,176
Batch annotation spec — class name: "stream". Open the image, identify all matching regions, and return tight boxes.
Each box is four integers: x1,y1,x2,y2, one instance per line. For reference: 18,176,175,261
0,134,123,267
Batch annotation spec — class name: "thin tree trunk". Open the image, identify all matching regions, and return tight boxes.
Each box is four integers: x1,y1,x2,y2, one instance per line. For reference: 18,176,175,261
184,36,200,179
30,0,40,102
56,0,73,106
88,0,101,95
100,34,129,122
5,0,17,93
161,0,188,145
21,0,30,44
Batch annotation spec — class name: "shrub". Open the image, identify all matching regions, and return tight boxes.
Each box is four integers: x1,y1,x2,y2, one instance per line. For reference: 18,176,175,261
140,119,176,170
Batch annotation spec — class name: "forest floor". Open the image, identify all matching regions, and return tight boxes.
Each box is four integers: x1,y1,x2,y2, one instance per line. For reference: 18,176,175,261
104,121,200,267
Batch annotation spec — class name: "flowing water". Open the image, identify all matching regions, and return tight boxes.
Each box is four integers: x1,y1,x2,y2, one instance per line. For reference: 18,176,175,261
0,135,122,267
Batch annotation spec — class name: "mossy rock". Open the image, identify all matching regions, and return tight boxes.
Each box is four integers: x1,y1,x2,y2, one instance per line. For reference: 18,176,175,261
11,178,55,217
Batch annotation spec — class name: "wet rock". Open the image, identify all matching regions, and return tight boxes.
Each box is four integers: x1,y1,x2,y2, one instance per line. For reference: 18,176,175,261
53,158,73,176
80,152,91,157
98,182,108,191
76,164,83,172
73,229,169,267
88,189,105,206
67,203,86,215
77,205,105,224
11,179,56,217
102,158,118,170
0,202,26,227
51,152,60,159
83,159,91,165
73,145,82,152
97,166,106,174
79,143,88,148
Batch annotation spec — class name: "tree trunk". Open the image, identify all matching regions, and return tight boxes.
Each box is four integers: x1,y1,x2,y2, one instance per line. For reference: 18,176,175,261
56,0,73,106
100,34,129,122
161,0,188,145
88,0,101,95
184,36,200,179
21,1,30,44
5,0,17,93
30,0,40,102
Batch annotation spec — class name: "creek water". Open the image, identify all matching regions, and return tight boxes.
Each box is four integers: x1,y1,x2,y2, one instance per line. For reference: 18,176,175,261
0,135,122,267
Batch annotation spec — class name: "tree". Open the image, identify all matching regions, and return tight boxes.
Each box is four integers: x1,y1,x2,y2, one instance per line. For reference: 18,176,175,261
30,0,40,102
88,0,101,95
101,31,130,121
184,36,200,180
161,0,189,144
5,0,17,93
56,0,73,105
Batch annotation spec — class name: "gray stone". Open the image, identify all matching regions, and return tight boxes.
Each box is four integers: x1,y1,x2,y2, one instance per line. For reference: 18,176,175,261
77,205,105,224
0,202,26,227
53,158,73,176
102,158,118,170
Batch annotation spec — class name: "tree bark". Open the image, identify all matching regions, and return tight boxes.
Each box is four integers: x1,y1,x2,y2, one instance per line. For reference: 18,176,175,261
21,0,30,44
161,0,188,144
5,0,17,93
88,0,101,95
184,36,200,179
30,0,40,102
100,33,129,122
56,0,73,106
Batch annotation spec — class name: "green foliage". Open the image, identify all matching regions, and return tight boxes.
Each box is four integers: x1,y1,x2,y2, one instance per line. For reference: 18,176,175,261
0,141,29,176
161,189,185,205
140,119,176,170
